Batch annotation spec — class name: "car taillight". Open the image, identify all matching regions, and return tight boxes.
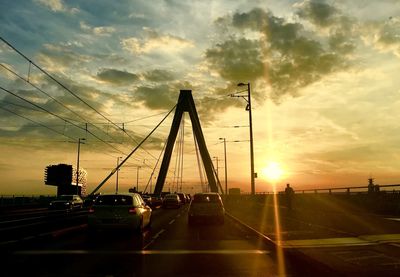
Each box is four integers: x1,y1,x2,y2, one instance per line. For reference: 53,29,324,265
88,208,95,213
128,208,137,214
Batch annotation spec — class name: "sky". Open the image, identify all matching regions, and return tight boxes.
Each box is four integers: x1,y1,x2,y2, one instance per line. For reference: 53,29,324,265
1,0,400,195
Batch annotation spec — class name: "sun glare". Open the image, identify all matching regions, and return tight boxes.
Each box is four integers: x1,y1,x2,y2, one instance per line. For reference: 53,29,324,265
262,162,284,181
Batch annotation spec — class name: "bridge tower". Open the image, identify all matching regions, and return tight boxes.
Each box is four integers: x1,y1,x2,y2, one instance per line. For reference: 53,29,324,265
154,90,221,195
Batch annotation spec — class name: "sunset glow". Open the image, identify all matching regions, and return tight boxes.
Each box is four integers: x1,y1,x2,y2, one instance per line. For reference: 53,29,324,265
262,162,284,182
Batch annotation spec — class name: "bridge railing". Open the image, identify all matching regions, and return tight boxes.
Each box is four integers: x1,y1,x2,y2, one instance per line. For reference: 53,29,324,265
252,184,400,195
0,195,56,209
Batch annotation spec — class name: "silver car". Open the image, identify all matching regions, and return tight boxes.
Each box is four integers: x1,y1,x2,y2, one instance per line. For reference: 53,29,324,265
188,193,225,225
88,193,152,233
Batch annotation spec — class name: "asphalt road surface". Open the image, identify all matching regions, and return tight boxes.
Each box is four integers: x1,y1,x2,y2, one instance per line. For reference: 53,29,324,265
0,205,330,277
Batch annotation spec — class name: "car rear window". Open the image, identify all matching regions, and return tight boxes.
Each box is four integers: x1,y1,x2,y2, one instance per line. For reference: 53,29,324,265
193,194,220,203
95,195,133,206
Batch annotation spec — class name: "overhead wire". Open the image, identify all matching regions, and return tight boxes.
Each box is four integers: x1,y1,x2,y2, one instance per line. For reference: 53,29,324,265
0,85,129,156
0,105,77,141
0,37,161,170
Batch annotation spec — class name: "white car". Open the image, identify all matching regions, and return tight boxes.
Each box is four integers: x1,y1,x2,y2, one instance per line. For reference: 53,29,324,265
88,193,152,233
188,193,225,225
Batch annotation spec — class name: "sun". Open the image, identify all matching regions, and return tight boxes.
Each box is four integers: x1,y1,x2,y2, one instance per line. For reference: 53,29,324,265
261,162,284,181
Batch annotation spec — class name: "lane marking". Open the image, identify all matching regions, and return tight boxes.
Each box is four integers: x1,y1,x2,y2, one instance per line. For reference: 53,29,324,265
168,219,175,225
281,234,400,248
385,217,400,222
152,229,165,239
14,249,270,255
142,239,155,250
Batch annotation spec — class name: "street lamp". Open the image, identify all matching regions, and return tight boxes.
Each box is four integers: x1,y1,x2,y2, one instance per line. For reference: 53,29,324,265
219,138,228,195
136,166,141,192
234,82,255,195
213,156,219,178
116,156,122,193
76,138,86,195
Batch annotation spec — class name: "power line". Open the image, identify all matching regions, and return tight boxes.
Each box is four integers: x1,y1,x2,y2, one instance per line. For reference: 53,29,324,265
0,105,77,141
0,85,129,156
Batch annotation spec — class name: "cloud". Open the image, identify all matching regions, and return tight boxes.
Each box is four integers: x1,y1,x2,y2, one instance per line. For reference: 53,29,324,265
36,43,92,73
296,0,338,27
34,0,78,14
143,69,176,82
134,84,178,110
80,21,116,36
205,38,265,82
96,68,139,86
208,7,354,101
121,28,194,54
364,17,400,57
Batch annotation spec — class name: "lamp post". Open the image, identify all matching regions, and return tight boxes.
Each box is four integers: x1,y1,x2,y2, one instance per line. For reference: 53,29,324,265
219,138,228,195
76,138,85,195
235,82,255,195
213,156,219,178
136,166,141,192
116,156,122,193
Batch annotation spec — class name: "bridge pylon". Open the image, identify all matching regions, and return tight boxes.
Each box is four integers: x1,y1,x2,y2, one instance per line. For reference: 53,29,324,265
154,90,221,195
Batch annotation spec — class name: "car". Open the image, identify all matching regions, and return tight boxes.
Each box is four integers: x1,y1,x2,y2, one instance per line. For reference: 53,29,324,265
188,193,225,225
141,194,152,206
162,194,181,208
150,194,163,207
48,195,83,210
177,192,187,205
87,193,152,233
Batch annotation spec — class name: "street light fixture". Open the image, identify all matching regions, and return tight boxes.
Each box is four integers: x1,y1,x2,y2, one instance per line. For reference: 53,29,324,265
233,82,255,195
219,138,228,195
116,156,123,193
76,138,86,195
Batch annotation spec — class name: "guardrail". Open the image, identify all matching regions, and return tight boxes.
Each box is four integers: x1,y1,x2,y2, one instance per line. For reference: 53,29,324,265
252,184,400,195
0,195,56,209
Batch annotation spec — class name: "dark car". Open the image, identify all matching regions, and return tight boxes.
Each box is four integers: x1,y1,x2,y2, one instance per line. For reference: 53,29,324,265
49,195,83,210
188,193,225,225
141,194,152,206
162,194,181,208
177,193,187,205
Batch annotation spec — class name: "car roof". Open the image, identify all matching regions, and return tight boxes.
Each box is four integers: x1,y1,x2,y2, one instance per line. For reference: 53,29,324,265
97,193,139,197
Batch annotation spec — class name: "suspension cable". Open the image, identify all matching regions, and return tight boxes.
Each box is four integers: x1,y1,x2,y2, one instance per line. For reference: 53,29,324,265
89,104,177,195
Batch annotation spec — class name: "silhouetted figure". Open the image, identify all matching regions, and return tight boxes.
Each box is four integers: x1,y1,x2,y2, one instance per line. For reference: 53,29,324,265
368,178,375,194
285,183,294,210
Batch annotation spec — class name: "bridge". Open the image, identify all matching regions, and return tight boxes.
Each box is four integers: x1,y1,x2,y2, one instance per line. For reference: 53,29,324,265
1,37,400,276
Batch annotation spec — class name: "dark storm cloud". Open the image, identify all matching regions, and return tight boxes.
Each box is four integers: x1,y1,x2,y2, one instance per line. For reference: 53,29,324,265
96,68,139,85
208,6,354,101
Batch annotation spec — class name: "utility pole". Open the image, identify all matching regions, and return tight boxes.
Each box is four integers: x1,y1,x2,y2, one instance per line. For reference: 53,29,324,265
219,138,228,195
233,82,256,195
76,138,85,195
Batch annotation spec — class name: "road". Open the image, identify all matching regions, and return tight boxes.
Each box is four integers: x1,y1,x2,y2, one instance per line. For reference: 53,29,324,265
0,205,330,277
